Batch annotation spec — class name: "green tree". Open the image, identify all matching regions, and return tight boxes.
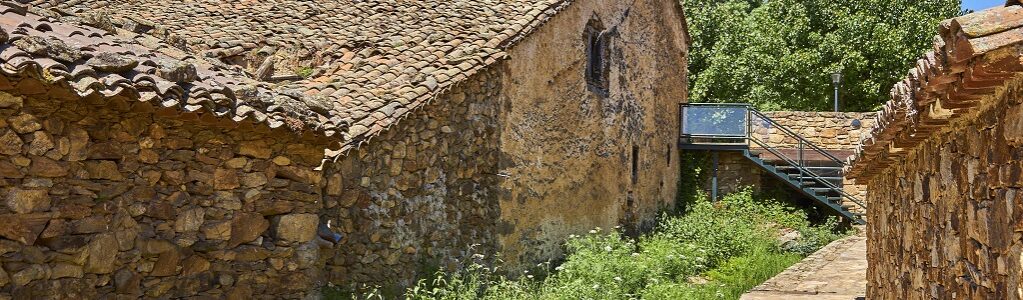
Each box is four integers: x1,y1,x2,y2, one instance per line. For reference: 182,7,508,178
684,0,962,111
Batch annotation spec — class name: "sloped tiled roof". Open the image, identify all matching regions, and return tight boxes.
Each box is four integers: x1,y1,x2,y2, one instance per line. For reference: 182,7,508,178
0,4,337,139
846,4,1023,180
11,0,577,156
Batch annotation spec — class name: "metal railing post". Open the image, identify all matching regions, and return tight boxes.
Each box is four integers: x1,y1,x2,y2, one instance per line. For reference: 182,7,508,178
711,151,719,202
798,139,804,178
746,107,752,147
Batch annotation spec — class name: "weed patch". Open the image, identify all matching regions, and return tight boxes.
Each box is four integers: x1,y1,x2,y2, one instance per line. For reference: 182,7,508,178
338,188,847,300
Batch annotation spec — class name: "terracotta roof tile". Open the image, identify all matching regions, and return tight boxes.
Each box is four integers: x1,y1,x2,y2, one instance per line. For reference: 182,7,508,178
5,0,576,157
847,4,1023,180
0,3,345,141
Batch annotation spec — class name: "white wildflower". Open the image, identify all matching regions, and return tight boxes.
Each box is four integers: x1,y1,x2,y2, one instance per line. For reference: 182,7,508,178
613,277,622,282
589,229,597,234
604,246,613,252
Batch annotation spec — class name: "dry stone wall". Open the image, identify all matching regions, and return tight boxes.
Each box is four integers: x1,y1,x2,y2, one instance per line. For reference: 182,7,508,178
864,79,1023,300
0,88,331,299
321,68,503,292
757,111,876,150
0,67,505,297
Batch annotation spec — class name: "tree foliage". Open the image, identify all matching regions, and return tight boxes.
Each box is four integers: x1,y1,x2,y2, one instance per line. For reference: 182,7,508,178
684,0,962,111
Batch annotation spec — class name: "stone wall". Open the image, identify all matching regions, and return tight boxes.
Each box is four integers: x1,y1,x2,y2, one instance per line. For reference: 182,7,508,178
0,72,506,297
864,79,1023,299
494,0,688,268
757,111,876,150
321,67,503,291
701,151,765,197
0,89,331,298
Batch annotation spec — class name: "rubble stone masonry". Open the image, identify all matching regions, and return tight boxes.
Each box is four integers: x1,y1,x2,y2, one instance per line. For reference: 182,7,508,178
757,111,876,151
864,78,1023,299
321,68,503,290
0,89,330,298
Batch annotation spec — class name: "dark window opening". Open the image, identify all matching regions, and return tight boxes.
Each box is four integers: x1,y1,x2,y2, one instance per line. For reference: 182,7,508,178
584,18,609,95
666,144,672,165
631,145,639,184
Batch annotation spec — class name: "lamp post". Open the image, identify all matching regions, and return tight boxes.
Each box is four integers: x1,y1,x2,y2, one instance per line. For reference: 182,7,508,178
831,71,842,112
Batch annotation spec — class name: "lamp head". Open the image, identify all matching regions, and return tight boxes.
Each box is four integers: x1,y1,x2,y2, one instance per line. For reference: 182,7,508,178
831,72,842,85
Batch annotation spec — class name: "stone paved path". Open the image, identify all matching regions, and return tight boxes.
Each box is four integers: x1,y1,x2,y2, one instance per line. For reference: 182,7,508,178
740,232,867,300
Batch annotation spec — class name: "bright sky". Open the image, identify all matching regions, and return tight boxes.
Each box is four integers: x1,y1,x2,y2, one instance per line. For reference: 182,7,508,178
962,0,1005,11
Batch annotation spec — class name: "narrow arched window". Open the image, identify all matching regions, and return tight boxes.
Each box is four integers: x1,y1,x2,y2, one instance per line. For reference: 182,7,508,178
584,18,609,96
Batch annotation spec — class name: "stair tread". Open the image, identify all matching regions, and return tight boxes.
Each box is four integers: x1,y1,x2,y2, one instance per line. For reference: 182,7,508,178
787,174,843,179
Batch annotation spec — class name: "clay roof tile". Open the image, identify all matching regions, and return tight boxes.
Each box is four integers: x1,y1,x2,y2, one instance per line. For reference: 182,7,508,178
7,0,580,157
848,3,1023,180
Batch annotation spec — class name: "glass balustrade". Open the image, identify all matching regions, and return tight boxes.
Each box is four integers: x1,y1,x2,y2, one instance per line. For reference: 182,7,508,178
679,103,750,145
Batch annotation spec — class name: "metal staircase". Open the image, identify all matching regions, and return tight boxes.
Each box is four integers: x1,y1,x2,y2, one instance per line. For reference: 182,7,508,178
678,103,866,224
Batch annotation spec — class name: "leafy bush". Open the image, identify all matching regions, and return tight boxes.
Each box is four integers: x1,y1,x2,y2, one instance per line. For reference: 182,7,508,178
340,188,848,300
785,217,844,256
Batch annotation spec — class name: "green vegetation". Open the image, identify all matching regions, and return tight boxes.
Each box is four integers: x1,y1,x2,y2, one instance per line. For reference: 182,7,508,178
295,67,315,78
340,189,848,299
684,0,962,111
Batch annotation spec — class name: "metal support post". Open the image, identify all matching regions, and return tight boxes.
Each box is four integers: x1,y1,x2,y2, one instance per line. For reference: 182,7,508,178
711,151,719,202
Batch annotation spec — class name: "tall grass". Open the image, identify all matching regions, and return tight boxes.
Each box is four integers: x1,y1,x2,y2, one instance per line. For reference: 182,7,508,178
341,188,847,300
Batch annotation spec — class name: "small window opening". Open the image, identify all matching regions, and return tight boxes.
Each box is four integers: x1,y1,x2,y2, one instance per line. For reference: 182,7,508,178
584,18,609,95
631,145,639,184
666,144,672,165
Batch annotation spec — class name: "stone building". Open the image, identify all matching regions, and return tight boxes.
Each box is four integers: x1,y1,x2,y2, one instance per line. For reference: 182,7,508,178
846,4,1023,299
0,0,689,297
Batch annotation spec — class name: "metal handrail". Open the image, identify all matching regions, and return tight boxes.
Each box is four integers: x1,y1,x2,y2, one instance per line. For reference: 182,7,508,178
748,109,845,165
749,137,867,209
679,103,867,212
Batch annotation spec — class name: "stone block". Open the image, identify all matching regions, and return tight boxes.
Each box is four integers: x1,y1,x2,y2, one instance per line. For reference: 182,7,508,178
275,213,318,243
238,140,271,159
27,156,66,177
84,233,118,274
229,213,269,247
174,208,205,233
0,213,48,245
9,114,41,134
7,188,50,213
